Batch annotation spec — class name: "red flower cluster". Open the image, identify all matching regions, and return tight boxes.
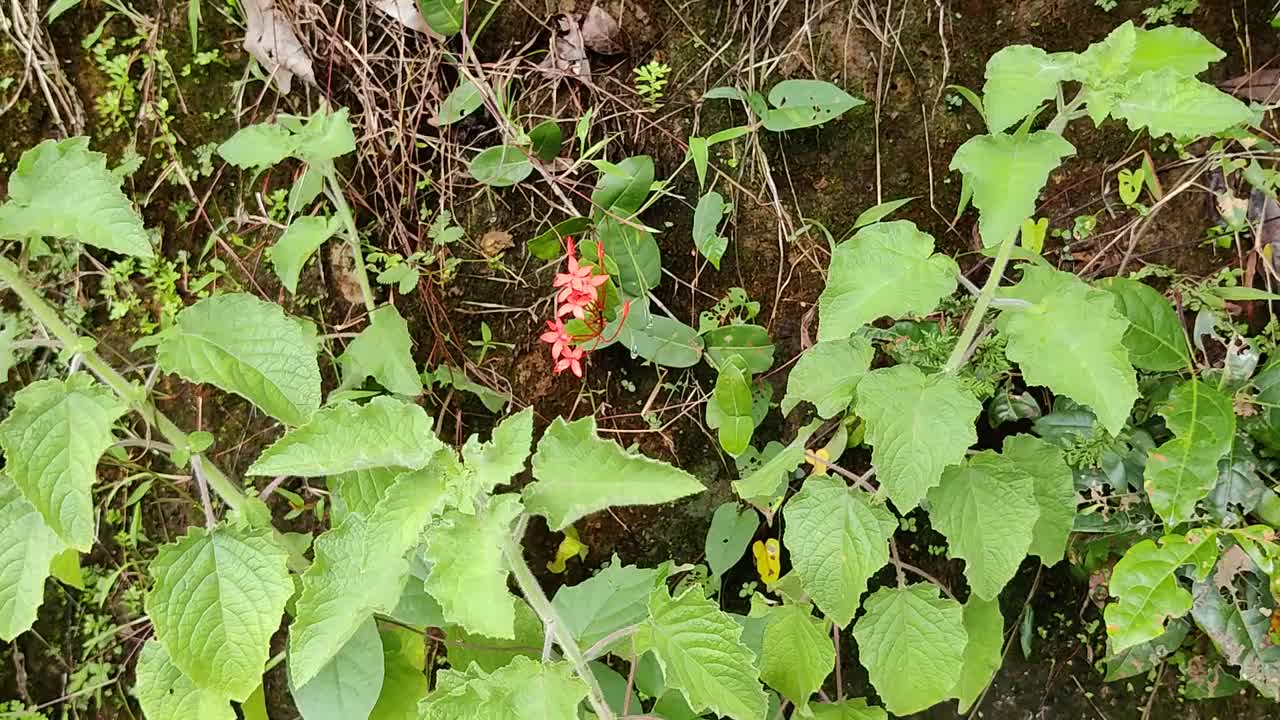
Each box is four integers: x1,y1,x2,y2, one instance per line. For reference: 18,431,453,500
538,237,626,378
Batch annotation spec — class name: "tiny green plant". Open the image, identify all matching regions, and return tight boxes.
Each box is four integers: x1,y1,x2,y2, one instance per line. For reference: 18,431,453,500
633,60,672,106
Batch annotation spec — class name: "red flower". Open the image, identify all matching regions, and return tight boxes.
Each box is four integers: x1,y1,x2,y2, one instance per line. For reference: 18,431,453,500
553,238,609,303
539,318,572,359
554,345,585,377
556,289,596,320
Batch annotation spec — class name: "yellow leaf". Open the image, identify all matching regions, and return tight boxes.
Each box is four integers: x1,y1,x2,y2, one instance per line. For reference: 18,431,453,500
752,538,781,585
547,526,588,573
805,447,830,476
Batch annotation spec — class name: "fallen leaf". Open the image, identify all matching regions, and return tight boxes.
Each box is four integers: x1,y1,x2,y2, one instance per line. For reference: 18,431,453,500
373,0,444,38
1214,545,1253,595
480,229,514,258
242,0,315,94
329,241,365,306
580,5,623,54
1220,69,1280,102
540,14,590,78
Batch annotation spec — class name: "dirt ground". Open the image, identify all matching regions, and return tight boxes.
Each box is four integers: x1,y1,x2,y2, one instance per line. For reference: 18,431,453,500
2,0,1280,717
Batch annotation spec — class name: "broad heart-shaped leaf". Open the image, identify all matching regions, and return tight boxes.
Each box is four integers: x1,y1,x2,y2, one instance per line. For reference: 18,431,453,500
458,407,534,505
1191,574,1280,700
272,216,339,294
291,616,384,720
763,79,863,132
0,373,126,550
927,448,1040,601
952,596,1003,713
982,45,1080,132
810,699,888,720
950,131,1075,247
1104,533,1219,652
591,155,654,220
1145,380,1236,525
1129,24,1225,77
851,583,968,716
1112,70,1252,139
328,467,401,522
855,365,980,512
217,122,296,170
817,221,958,341
703,324,774,373
0,474,64,641
597,217,662,296
371,626,428,720
0,137,151,257
712,354,755,456
705,503,760,582
420,656,588,720
693,191,729,269
526,416,704,530
290,466,452,686
337,305,423,397
469,145,533,187
422,494,523,639
157,293,321,427
784,476,896,627
1097,277,1190,372
552,559,658,649
637,585,768,720
999,266,1137,436
134,639,235,720
781,336,873,418
248,396,442,476
145,525,291,701
999,435,1076,565
445,598,544,674
760,603,834,711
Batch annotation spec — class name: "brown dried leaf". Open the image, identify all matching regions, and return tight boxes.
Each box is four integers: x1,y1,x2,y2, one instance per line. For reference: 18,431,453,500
540,14,590,78
1214,545,1253,594
242,0,315,94
1220,70,1280,102
480,229,514,258
580,5,624,54
329,241,365,306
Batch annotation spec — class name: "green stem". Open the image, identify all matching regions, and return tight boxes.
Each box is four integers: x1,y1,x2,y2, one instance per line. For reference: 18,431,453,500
504,520,614,720
323,169,378,313
942,231,1017,374
0,256,246,514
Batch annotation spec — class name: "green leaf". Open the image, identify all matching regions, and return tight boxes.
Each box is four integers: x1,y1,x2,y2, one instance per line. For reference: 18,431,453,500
552,558,657,649
157,293,321,426
851,583,967,716
592,155,654,219
851,197,914,230
146,525,292,700
370,626,427,720
597,217,662,296
291,108,357,163
527,416,704,530
420,656,588,719
0,138,152,257
855,365,980,512
0,474,64,641
817,221,958,341
952,596,1004,713
0,374,126,550
134,639,235,720
703,324,774,373
526,217,592,261
1077,21,1136,82
762,80,863,132
0,312,21,379
337,305,423,397
328,467,399,523
618,311,704,368
249,397,442,476
950,131,1075,247
436,78,484,125
418,0,463,36
999,266,1137,436
271,216,339,294
446,598,544,673
784,476,896,626
469,145,533,187
1145,380,1236,525
1001,435,1076,565
1112,70,1252,139
759,603,834,711
422,495,523,638
693,191,729,269
459,407,535,502
291,617,384,720
218,123,295,170
809,699,888,720
982,46,1080,132
705,503,759,582
688,137,709,188
637,585,768,720
732,422,820,510
1104,533,1218,652
1191,574,1280,700
712,355,755,456
1096,277,1190,372
1129,25,1225,77
781,336,873,418
1103,617,1190,682
1206,444,1266,526
529,120,563,163
928,447,1040,601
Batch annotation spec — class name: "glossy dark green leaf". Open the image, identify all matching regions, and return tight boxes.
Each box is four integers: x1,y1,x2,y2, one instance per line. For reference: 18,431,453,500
1097,277,1190,372
591,156,653,220
597,217,661,296
526,217,591,261
703,324,773,373
529,120,563,163
618,314,703,368
712,355,755,456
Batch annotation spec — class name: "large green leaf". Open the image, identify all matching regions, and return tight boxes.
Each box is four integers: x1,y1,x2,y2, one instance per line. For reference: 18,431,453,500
157,293,321,426
855,365,980,512
370,626,428,720
445,598,544,673
526,416,704,530
637,585,768,720
1097,277,1190,372
418,0,464,36
272,216,338,294
337,305,423,397
982,46,1080,132
0,474,64,641
1129,25,1224,76
1001,435,1076,565
1191,574,1280,700
328,467,401,522
952,596,1003,713
146,525,292,701
780,336,873,418
1145,380,1236,525
552,559,658,650
1112,70,1252,139
597,217,662,296
420,656,588,719
0,374,126,550
762,80,863,132
248,397,442,476
817,221,958,341
0,137,151,257
851,583,967,716
810,699,888,720
928,448,1040,601
784,476,896,626
618,310,704,368
703,324,774,373
134,639,234,720
950,131,1075,247
705,503,759,582
457,407,534,508
1000,266,1137,436
469,145,533,187
291,617,384,720
1104,533,1218,652
712,355,754,456
422,494,523,638
1103,617,1190,682
759,603,834,711
217,123,295,170
591,156,654,220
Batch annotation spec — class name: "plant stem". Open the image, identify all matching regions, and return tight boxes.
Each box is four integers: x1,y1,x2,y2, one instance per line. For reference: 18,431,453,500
324,170,377,313
504,518,614,720
942,230,1017,374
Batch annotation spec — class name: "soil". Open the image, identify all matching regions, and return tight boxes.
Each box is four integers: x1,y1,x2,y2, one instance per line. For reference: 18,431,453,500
2,0,1279,718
